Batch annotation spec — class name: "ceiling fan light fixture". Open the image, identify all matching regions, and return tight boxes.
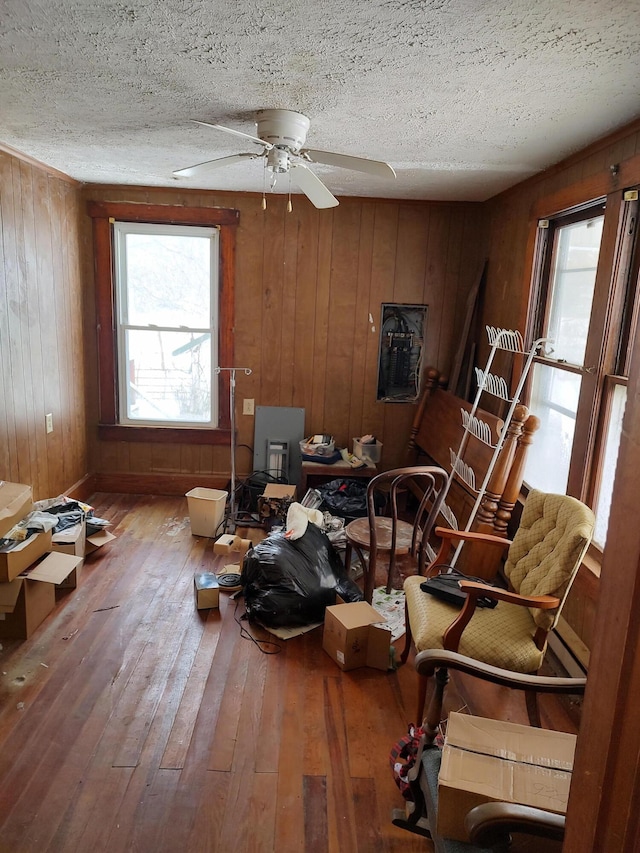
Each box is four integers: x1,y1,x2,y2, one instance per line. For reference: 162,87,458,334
267,147,290,174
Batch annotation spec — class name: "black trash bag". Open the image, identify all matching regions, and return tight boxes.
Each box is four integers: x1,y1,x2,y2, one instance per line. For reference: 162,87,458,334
241,523,362,628
316,478,383,521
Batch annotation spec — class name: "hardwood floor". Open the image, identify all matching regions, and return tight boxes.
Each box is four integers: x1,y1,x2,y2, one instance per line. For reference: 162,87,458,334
0,494,579,852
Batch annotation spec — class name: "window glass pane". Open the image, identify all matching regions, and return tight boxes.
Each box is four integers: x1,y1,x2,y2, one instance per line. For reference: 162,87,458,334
124,233,211,327
125,330,211,423
524,363,581,493
594,384,627,547
547,216,603,364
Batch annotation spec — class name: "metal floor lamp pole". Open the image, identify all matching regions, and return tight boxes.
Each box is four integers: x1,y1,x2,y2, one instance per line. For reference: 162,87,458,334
215,366,252,533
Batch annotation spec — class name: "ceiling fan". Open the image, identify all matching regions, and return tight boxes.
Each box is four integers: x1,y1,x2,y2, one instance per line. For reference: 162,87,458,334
173,109,396,209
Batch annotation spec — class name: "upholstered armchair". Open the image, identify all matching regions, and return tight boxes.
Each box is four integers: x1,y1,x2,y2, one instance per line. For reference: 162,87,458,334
401,490,595,725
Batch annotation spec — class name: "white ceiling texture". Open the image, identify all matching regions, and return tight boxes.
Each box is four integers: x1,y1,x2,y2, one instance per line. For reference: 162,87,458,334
1,0,640,203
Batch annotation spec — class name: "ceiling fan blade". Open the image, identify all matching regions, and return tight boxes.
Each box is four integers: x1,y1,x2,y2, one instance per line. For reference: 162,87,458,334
290,163,339,209
173,152,261,178
191,120,271,148
302,148,396,179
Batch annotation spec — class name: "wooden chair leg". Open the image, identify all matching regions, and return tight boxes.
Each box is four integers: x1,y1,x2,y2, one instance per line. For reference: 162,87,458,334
360,545,375,603
525,688,541,727
385,550,396,595
400,598,412,664
344,542,353,574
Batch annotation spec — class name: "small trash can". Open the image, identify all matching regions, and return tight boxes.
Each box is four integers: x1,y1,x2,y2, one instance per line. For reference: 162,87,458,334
185,488,228,537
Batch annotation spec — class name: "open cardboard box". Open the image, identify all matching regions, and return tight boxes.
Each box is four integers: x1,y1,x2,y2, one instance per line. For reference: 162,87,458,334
0,529,53,583
322,600,391,671
0,551,82,639
0,481,42,583
51,522,86,588
257,484,297,522
85,528,116,554
437,712,577,843
0,481,33,537
53,519,116,560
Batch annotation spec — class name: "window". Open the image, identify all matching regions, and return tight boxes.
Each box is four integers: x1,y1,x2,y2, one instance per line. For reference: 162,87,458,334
88,201,238,444
525,193,639,548
114,222,218,427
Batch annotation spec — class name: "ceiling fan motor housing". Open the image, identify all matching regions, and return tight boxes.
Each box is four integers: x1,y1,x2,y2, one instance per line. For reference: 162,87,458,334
256,109,310,153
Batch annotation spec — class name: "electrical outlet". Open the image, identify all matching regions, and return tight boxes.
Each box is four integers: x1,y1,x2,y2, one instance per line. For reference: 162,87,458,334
243,398,255,415
45,413,54,434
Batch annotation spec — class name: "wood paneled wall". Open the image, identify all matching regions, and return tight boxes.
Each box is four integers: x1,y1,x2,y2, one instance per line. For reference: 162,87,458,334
0,150,88,500
81,185,487,490
483,120,640,356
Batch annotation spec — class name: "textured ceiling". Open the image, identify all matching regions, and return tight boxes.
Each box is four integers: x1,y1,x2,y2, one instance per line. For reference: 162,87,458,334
1,0,640,202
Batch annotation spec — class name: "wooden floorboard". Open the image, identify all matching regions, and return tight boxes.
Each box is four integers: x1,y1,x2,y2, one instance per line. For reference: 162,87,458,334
0,493,579,852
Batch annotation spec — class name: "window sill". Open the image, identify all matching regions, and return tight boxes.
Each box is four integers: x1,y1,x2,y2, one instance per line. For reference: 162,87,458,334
582,548,602,579
98,424,232,445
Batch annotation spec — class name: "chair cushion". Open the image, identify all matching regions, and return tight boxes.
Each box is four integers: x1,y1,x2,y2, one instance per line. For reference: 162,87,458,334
504,490,595,630
404,575,545,673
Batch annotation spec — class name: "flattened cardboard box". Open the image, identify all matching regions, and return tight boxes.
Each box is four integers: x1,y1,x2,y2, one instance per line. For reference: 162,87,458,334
0,529,53,583
323,601,391,671
0,481,32,538
437,712,577,843
0,552,82,639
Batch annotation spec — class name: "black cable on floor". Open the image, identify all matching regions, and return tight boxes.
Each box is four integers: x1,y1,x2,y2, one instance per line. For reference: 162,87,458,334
233,597,282,655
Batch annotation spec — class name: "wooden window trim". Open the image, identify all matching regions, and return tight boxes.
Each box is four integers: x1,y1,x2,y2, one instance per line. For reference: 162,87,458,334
88,200,239,444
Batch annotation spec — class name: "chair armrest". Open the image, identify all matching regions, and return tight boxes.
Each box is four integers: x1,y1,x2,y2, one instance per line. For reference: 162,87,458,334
434,527,513,548
443,583,560,652
459,580,560,610
464,801,566,845
413,649,587,694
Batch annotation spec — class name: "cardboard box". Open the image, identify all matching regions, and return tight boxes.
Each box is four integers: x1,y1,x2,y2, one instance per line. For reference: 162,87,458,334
262,484,297,501
0,529,53,583
194,572,220,610
0,552,81,639
85,529,116,554
52,521,86,555
322,601,391,671
258,484,297,522
437,712,577,843
0,481,33,538
213,533,251,556
51,522,86,588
